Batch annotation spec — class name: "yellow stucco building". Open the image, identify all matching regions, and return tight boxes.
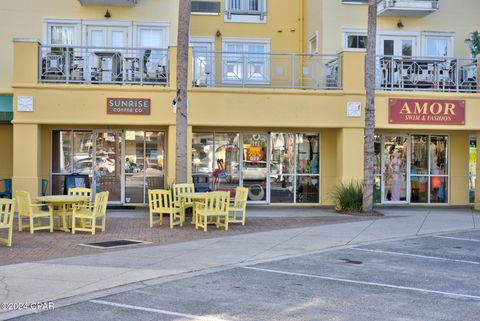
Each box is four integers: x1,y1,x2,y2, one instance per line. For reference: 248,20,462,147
1,0,479,206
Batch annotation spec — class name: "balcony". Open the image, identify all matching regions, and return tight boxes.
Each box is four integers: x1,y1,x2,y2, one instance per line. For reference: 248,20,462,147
377,0,439,17
38,45,169,86
376,55,478,92
192,52,341,90
78,0,137,7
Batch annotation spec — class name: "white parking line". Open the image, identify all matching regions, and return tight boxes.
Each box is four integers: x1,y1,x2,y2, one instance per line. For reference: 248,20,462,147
434,235,480,242
352,248,480,265
242,266,480,300
90,300,230,321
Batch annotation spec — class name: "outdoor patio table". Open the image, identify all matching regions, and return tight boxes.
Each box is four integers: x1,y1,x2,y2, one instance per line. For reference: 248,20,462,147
178,192,209,224
37,195,89,232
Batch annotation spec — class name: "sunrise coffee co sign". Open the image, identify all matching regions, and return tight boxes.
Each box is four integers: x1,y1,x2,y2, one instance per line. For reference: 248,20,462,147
107,98,151,115
389,98,465,125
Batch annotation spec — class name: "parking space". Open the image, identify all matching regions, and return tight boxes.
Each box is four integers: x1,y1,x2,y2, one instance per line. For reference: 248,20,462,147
10,230,480,321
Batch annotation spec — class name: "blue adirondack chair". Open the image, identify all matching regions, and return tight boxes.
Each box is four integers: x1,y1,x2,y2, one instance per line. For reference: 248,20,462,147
0,179,12,199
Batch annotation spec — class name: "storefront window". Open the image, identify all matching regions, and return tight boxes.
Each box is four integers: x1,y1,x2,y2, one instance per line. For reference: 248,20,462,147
271,132,320,203
469,137,476,203
52,130,93,195
243,133,268,202
192,132,240,194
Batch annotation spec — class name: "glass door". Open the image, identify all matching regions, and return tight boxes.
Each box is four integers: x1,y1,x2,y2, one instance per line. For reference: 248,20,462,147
380,36,417,57
382,135,408,203
191,40,215,87
242,133,269,203
94,131,122,203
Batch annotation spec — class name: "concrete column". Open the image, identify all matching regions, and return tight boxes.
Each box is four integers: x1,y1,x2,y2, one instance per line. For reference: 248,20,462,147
340,50,366,92
337,128,364,182
13,39,40,85
475,132,480,210
449,132,469,205
166,125,176,188
12,123,41,197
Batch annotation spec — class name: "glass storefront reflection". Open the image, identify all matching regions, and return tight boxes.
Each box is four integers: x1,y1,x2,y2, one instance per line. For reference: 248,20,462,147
243,133,268,202
469,137,476,203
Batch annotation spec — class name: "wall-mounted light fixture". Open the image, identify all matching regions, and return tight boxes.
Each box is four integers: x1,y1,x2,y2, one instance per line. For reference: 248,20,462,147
215,29,222,37
397,20,404,29
104,10,111,18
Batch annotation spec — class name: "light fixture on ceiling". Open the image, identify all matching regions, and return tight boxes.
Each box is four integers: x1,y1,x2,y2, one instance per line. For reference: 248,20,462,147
104,10,111,18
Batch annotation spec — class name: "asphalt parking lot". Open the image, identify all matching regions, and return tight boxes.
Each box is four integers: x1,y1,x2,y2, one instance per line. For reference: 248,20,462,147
11,229,480,321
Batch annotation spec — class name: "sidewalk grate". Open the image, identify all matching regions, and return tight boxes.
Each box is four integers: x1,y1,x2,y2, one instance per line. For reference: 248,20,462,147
79,239,151,249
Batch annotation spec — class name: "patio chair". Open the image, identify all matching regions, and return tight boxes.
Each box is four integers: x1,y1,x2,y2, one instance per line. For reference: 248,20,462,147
15,191,53,234
172,183,195,223
148,189,182,229
71,191,109,235
195,191,230,232
228,187,248,225
0,179,12,199
0,199,15,246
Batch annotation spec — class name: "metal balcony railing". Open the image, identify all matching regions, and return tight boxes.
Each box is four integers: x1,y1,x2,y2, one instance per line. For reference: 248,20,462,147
376,55,478,93
192,51,342,90
38,45,169,86
377,0,439,17
225,0,266,20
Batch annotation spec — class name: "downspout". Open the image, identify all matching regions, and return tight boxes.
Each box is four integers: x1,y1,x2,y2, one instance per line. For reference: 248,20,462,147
299,0,304,52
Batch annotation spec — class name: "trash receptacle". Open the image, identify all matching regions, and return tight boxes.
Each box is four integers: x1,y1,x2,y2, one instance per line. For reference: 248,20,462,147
192,173,211,192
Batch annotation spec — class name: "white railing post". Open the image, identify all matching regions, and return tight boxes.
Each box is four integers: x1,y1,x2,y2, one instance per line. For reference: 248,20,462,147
65,46,70,84
291,54,295,89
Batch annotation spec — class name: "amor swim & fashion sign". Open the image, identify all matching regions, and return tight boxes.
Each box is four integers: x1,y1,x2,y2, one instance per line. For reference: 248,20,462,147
107,98,151,115
389,98,465,125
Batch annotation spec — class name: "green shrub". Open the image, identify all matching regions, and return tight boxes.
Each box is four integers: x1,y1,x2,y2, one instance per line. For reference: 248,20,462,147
330,181,363,212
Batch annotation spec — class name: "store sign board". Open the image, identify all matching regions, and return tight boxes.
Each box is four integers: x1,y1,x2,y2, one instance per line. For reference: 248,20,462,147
107,98,151,115
389,98,465,125
247,146,264,162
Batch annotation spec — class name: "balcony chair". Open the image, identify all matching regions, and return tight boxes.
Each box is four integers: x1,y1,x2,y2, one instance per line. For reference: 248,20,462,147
0,179,12,199
71,191,109,235
172,183,195,223
148,189,182,229
228,186,248,225
0,199,15,247
195,191,230,232
15,191,53,234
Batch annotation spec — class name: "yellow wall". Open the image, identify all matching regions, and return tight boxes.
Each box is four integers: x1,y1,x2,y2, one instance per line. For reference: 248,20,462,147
0,124,13,179
190,0,301,53
0,0,179,93
305,0,479,58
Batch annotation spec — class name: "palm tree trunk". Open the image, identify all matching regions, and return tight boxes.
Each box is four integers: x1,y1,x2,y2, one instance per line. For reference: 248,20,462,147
175,0,191,184
362,0,378,212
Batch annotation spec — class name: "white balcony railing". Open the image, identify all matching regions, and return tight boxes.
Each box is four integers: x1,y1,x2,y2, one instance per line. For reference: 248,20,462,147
376,55,478,92
377,0,439,17
38,45,169,86
225,0,266,20
192,51,341,90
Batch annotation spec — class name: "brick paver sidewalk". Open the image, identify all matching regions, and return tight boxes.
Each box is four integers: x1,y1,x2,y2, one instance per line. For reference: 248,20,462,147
0,215,373,265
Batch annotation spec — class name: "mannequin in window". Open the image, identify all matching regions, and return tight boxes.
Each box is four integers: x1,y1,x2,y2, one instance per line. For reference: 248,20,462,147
391,151,403,201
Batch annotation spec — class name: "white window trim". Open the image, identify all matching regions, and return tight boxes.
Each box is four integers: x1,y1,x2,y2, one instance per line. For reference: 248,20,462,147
224,0,267,24
342,28,367,51
81,20,133,47
421,31,455,57
133,21,170,49
308,31,319,54
44,18,81,45
221,37,271,84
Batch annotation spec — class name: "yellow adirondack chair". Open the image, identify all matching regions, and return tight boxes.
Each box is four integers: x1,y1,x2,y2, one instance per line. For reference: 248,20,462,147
148,189,182,228
195,191,230,232
229,187,248,225
172,183,195,223
0,199,15,246
68,187,92,227
71,191,109,235
16,191,53,234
